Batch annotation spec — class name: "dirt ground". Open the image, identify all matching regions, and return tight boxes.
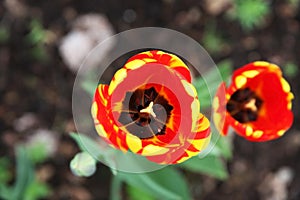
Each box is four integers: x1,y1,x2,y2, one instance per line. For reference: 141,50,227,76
1,0,300,199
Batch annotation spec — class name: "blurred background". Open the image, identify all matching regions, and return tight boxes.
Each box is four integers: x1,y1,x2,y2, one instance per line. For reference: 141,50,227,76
0,0,300,199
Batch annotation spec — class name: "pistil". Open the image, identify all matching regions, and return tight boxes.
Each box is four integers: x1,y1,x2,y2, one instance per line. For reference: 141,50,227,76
140,101,157,117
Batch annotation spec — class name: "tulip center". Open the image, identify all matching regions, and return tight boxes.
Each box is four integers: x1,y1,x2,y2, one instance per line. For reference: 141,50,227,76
118,86,173,139
226,87,263,123
140,101,157,118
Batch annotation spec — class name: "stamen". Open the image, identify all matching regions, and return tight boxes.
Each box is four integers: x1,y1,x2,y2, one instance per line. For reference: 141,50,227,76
244,98,257,112
140,101,157,117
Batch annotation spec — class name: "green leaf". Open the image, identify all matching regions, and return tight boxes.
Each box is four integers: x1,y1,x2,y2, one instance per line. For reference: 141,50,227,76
70,132,116,161
0,184,12,199
127,184,156,200
179,156,228,180
214,135,232,160
70,132,106,159
12,146,35,200
193,59,232,108
118,167,192,200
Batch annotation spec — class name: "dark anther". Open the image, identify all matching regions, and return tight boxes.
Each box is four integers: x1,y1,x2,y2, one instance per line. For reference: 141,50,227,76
226,87,263,123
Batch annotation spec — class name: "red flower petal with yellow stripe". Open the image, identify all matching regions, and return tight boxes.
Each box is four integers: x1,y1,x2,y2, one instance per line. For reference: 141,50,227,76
91,50,210,164
213,61,294,142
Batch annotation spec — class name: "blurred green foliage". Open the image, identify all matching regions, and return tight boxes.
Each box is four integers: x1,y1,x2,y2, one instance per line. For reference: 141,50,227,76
71,130,231,199
194,59,233,109
0,26,9,43
26,20,46,45
126,184,156,200
288,0,300,8
25,143,48,164
25,19,49,62
283,62,299,78
228,0,270,31
119,167,192,200
0,146,50,200
203,23,227,55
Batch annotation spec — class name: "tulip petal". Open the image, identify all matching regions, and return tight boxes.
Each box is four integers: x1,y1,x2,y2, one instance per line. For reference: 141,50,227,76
125,50,192,82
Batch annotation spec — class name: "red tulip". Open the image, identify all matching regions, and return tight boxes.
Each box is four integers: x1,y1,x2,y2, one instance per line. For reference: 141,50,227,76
213,61,294,142
92,50,211,164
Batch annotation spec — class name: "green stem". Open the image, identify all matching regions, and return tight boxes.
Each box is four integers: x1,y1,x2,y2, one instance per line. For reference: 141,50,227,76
110,175,123,200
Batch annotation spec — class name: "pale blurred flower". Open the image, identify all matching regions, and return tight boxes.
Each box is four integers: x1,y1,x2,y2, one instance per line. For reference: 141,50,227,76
259,167,294,200
13,112,39,132
27,129,58,157
4,0,28,18
59,14,115,72
204,0,232,15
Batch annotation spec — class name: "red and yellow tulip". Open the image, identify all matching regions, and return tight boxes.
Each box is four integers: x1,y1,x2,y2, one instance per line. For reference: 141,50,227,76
92,50,211,164
213,61,294,142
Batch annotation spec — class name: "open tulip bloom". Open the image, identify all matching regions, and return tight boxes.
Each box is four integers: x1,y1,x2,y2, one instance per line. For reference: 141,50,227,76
213,61,294,142
92,50,211,164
